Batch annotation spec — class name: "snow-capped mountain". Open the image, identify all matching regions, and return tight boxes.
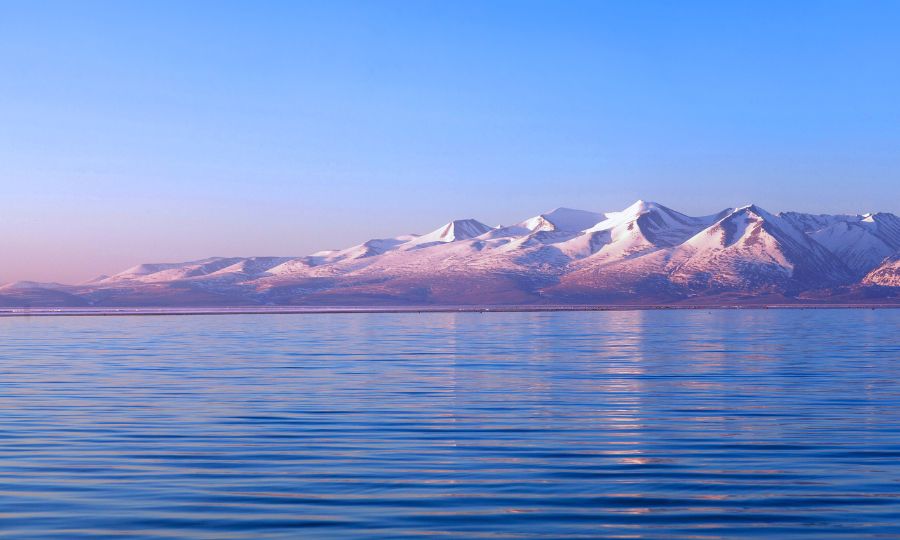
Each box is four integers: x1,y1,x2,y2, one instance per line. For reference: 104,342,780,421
3,201,899,307
781,211,900,277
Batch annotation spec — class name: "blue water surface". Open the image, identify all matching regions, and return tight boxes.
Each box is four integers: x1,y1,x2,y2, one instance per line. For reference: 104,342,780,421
0,310,899,539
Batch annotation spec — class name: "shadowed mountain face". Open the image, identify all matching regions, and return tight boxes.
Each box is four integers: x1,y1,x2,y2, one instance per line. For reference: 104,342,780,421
4,201,900,307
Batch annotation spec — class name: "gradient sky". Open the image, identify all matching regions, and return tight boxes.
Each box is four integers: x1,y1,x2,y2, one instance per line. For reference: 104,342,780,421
2,0,899,284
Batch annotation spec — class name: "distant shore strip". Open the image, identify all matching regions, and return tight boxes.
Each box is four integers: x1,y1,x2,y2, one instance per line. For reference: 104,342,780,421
1,304,897,317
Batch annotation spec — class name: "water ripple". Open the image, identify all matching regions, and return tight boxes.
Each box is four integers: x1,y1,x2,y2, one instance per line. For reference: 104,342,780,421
0,309,898,538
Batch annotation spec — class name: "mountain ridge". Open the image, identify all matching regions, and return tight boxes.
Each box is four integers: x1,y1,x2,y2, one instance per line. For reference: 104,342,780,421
4,201,899,307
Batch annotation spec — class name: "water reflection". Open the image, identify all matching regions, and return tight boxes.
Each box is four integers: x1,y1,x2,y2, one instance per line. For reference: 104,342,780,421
0,310,899,538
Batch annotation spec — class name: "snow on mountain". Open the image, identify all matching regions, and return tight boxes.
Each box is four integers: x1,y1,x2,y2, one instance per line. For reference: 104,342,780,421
403,219,493,248
668,207,794,290
551,204,778,299
779,212,851,234
5,201,898,307
782,211,900,247
308,235,419,265
205,257,295,278
520,208,605,232
865,212,900,247
0,280,70,291
665,205,853,292
601,200,727,247
781,211,900,276
100,258,248,284
863,254,900,287
556,201,726,262
808,222,894,276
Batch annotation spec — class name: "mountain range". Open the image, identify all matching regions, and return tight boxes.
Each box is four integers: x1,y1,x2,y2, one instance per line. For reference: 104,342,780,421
3,200,900,308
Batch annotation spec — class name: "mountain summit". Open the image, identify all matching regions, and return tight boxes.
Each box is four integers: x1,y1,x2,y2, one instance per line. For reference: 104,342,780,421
3,201,899,307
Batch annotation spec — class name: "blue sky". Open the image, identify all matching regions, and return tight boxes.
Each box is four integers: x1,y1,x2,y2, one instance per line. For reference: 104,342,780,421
1,0,899,283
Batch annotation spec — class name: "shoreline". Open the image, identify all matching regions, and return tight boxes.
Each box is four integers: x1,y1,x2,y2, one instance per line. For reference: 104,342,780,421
1,304,898,317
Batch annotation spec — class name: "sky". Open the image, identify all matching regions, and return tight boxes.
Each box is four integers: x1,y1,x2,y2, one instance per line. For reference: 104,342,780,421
1,0,899,284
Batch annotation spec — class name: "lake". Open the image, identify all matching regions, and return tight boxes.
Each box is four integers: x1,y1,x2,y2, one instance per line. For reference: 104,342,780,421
1,309,899,538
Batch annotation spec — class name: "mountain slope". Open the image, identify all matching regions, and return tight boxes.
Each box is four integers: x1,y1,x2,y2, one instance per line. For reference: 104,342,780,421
781,211,900,277
863,255,900,287
664,205,854,292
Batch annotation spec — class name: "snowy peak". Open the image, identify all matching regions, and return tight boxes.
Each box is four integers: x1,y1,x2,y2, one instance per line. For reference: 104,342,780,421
619,199,661,218
435,219,493,241
635,204,723,247
599,199,659,222
688,206,764,249
407,219,492,246
674,204,856,289
669,207,799,290
590,200,725,248
864,212,900,248
521,208,604,232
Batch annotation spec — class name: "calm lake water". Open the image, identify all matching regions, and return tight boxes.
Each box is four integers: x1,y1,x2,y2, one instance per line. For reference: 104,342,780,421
1,310,899,539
